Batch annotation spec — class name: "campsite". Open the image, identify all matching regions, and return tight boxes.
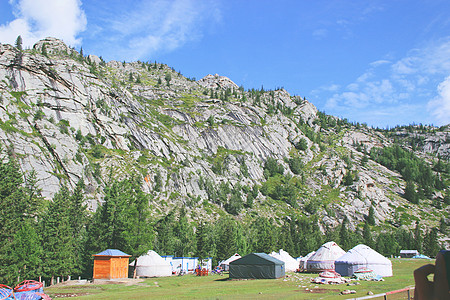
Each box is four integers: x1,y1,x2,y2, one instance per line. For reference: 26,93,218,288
42,258,425,299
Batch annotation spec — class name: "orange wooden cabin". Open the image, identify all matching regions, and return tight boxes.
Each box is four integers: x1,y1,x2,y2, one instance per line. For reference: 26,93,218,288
93,249,131,279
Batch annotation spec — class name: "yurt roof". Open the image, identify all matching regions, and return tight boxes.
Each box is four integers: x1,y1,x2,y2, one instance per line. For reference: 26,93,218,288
335,244,391,265
270,249,298,264
308,242,345,262
222,253,241,265
132,250,172,267
300,251,316,262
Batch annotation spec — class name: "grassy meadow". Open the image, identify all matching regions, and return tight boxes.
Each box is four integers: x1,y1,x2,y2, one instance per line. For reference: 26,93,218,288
44,259,429,299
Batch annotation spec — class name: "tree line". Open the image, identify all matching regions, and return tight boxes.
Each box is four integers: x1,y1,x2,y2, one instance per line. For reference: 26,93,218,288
0,155,443,286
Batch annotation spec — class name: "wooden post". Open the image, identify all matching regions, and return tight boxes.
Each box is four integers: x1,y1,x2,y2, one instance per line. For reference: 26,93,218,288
51,276,54,286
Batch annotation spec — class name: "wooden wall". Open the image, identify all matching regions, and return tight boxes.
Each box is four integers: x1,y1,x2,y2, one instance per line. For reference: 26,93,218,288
93,256,129,279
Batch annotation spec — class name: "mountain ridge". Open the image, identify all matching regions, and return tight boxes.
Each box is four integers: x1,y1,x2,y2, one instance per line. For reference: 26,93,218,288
0,37,448,244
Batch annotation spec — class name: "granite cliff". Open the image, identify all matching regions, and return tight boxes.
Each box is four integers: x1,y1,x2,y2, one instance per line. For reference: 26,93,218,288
0,38,448,241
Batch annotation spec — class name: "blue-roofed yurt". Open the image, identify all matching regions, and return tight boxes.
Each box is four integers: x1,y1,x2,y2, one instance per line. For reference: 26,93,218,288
229,253,285,279
93,249,131,279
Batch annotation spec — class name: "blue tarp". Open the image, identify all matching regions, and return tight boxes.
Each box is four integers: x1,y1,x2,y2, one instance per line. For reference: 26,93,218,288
412,254,431,259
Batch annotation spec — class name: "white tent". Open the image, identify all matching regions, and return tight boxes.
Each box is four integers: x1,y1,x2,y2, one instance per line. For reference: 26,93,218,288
220,253,241,271
131,250,172,277
269,249,299,272
306,241,346,272
299,251,315,271
335,244,393,277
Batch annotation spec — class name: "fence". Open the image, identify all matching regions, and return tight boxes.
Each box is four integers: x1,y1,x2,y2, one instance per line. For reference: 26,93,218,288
347,287,414,300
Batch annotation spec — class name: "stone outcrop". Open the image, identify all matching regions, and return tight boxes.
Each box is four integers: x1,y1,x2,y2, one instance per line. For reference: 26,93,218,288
0,38,447,235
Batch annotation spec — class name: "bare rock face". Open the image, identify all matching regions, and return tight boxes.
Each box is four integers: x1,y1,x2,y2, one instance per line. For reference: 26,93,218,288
33,37,74,55
197,74,239,90
0,38,447,235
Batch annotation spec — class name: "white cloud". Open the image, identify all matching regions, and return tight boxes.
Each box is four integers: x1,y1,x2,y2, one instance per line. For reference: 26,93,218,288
0,0,86,47
428,76,450,125
94,0,221,60
321,37,450,126
369,59,390,67
312,29,327,39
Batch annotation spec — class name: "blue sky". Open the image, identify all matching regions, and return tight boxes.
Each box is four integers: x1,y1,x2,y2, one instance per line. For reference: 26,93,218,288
1,0,449,128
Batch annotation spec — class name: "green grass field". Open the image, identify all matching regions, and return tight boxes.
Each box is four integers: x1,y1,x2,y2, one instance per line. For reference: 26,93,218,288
44,259,430,299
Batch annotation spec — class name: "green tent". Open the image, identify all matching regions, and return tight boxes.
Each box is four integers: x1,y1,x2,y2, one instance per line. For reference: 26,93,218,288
229,253,285,279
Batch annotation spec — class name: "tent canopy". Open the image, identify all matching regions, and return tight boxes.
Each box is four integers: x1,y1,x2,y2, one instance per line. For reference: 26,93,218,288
335,244,392,277
230,253,285,279
231,253,284,266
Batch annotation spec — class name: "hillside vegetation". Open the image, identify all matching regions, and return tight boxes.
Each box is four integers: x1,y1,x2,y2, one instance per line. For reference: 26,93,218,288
0,37,448,284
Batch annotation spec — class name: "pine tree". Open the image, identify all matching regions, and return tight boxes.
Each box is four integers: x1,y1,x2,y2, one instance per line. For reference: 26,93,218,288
87,176,153,260
439,217,447,234
165,73,172,85
10,222,42,283
339,216,351,250
343,170,353,186
41,43,48,57
215,217,238,262
367,206,375,225
0,158,43,285
195,222,208,262
404,181,418,204
252,217,275,253
173,208,195,257
414,221,423,253
362,222,374,248
423,228,439,257
41,187,76,280
154,211,177,255
15,35,23,51
68,181,89,276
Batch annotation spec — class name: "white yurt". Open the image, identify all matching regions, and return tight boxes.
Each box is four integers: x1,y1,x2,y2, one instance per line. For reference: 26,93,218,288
220,253,241,271
306,241,346,272
299,251,315,271
131,250,172,277
335,244,393,277
269,249,299,272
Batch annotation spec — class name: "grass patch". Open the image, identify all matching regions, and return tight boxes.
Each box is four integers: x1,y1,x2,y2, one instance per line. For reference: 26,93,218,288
44,259,426,299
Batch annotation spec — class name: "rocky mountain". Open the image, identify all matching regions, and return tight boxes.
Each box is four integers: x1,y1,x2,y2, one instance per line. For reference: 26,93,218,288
0,38,448,242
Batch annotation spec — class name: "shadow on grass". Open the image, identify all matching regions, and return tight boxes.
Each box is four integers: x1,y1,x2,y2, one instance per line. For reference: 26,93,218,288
214,277,230,281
